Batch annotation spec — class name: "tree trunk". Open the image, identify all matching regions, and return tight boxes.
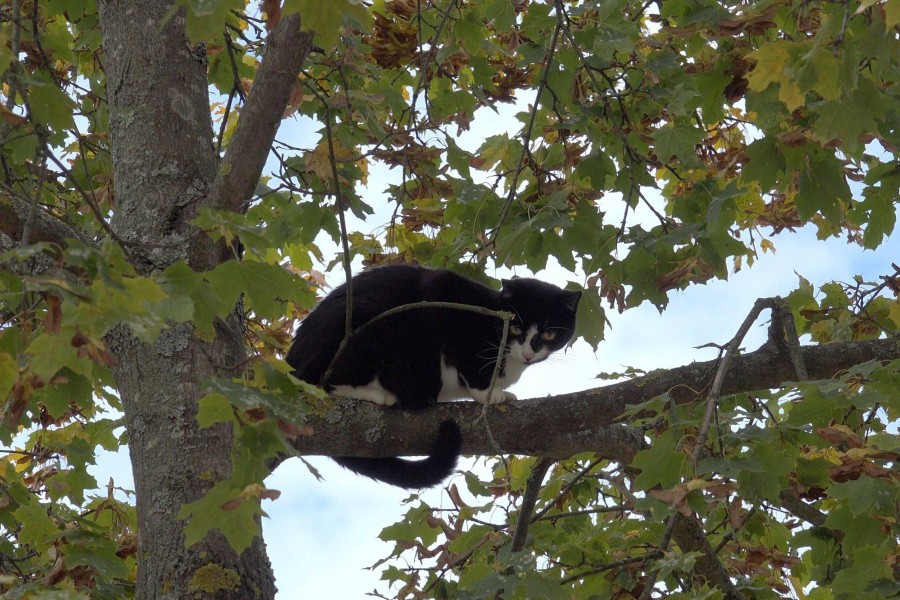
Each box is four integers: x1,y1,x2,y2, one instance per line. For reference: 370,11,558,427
98,2,276,597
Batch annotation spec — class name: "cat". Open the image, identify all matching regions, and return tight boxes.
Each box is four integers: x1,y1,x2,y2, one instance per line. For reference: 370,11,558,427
286,263,581,488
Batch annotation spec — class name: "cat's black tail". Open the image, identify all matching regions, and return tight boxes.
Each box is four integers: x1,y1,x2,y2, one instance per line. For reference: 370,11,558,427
333,420,462,489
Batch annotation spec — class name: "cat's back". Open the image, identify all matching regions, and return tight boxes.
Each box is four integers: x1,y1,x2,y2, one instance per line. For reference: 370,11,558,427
287,264,498,382
329,263,500,313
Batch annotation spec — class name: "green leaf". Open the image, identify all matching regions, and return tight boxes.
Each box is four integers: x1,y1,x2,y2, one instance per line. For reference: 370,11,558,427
28,75,76,134
285,0,372,52
794,146,850,224
811,83,884,158
179,480,265,553
26,330,90,380
573,151,615,189
482,0,517,31
379,505,440,547
830,544,893,597
32,369,93,417
13,499,60,549
158,261,233,341
741,137,784,191
207,260,314,321
475,134,516,171
197,393,237,428
0,351,17,404
64,534,131,580
633,429,688,489
46,467,98,505
823,503,887,550
828,477,897,518
854,185,897,249
179,0,243,42
734,442,795,502
575,287,606,351
652,122,704,165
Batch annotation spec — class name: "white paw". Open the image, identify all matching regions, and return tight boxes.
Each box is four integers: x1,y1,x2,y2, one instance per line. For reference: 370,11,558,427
474,388,514,405
331,382,398,406
380,392,398,406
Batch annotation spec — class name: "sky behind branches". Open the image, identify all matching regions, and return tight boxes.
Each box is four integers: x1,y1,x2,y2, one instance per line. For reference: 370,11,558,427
89,101,900,599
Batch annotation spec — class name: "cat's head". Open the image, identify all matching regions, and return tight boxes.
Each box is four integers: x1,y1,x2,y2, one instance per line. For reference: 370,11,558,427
499,278,581,365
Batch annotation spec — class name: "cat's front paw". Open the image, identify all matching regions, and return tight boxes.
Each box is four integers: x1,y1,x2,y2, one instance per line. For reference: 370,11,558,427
471,387,515,405
487,389,515,404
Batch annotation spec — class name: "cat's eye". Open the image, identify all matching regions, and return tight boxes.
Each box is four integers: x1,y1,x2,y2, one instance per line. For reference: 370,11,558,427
509,325,523,336
541,331,557,341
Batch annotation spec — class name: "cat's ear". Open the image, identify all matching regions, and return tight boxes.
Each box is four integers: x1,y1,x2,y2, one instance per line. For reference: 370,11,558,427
500,278,516,298
565,290,582,311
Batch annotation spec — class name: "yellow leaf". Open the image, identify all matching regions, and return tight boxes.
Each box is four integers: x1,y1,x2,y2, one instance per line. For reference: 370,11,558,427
747,42,792,92
285,0,372,52
11,451,32,473
811,49,841,100
855,0,881,14
747,41,806,111
887,0,900,29
803,448,842,464
777,78,805,111
357,157,369,186
844,447,878,460
760,238,776,254
888,298,900,327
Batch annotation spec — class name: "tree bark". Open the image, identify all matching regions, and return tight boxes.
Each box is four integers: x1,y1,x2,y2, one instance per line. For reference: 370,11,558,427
289,336,900,460
96,2,309,598
98,1,273,597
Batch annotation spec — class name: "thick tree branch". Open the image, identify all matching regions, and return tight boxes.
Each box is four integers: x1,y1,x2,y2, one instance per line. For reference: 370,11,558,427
0,196,92,247
671,514,743,599
289,337,900,459
194,13,314,269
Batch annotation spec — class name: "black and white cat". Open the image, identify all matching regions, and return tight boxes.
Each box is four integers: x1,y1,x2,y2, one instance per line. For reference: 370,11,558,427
286,264,581,488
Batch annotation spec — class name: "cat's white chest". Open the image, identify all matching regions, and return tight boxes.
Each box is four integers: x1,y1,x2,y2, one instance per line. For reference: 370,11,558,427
437,360,468,402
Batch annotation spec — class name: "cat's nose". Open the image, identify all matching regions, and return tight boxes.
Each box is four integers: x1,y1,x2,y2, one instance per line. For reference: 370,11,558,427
522,349,535,361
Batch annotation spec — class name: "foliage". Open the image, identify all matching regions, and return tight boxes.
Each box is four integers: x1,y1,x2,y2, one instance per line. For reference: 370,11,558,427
0,0,896,597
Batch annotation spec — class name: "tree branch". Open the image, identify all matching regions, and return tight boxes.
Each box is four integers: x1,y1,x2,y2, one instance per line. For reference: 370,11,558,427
288,337,900,459
0,195,92,247
194,12,314,269
670,514,743,599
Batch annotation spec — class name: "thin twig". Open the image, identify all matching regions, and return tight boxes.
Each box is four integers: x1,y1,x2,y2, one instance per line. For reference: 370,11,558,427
539,505,632,522
692,298,774,468
319,95,354,340
477,317,512,473
19,142,46,249
637,515,678,600
488,1,564,244
560,551,664,586
531,458,603,522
